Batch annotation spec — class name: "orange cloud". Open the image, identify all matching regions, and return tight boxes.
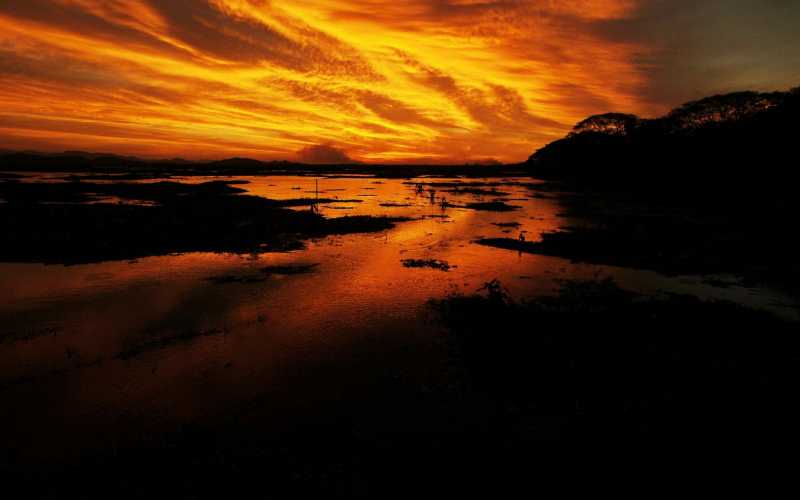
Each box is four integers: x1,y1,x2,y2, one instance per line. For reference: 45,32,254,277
0,0,663,162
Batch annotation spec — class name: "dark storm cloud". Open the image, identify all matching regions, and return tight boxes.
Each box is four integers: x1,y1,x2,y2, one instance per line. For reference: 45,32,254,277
296,144,355,164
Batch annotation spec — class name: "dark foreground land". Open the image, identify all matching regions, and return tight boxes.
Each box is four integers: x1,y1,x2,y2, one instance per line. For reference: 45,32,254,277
0,179,402,264
434,279,798,441
0,153,529,264
4,278,795,496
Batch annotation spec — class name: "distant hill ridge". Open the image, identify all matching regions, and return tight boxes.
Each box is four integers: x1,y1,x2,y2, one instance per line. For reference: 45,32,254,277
0,150,527,178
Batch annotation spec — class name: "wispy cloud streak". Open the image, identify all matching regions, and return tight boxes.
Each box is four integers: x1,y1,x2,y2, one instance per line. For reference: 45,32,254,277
1,1,792,162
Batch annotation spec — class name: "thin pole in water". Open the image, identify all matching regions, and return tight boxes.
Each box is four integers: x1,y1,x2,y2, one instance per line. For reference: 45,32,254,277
311,177,320,214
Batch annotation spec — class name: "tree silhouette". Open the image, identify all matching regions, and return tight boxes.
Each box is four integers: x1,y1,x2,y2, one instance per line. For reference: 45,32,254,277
570,113,639,136
663,91,784,131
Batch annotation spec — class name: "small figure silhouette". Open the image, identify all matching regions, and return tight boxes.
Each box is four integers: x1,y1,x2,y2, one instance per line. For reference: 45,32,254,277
519,232,526,242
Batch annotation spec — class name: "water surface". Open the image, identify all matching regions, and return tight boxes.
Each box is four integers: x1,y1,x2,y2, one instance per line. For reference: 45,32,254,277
1,174,795,458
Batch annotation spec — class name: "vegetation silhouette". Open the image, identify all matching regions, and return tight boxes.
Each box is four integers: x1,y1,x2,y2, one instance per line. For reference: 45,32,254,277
522,86,800,291
529,87,800,191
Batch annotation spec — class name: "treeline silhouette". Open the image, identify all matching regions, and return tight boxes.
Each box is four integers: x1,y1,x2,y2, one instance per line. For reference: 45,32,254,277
524,86,800,291
528,87,800,203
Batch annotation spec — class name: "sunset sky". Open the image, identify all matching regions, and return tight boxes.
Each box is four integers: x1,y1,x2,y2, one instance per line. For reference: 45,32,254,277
1,0,798,163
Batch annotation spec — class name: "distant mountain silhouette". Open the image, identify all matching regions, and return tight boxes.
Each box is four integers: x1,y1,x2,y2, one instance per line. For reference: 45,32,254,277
0,151,299,174
0,151,524,178
0,151,149,171
527,86,800,199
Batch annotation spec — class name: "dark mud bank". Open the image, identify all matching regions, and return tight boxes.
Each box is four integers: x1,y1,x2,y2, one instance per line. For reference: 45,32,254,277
432,278,800,442
0,180,404,264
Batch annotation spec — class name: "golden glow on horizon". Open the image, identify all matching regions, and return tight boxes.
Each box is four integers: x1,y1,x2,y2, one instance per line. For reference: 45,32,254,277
0,0,660,163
